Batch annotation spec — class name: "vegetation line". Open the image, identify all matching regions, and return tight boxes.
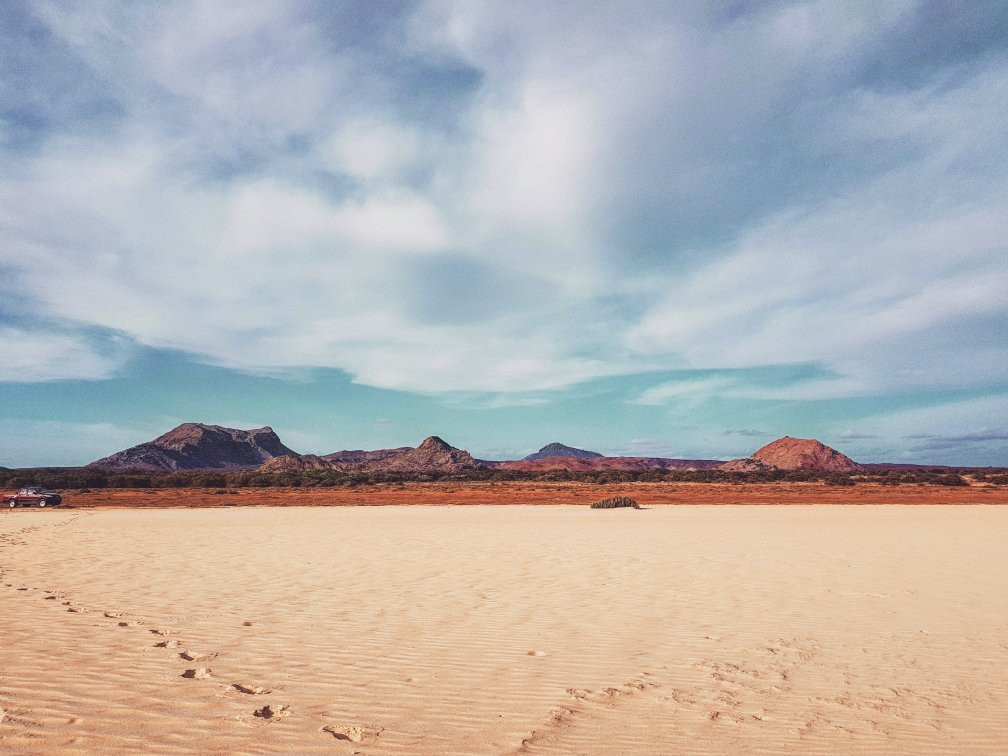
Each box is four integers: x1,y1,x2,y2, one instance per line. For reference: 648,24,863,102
1,467,1002,490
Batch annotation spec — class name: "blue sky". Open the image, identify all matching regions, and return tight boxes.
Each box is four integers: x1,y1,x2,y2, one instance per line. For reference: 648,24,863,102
1,1,1006,467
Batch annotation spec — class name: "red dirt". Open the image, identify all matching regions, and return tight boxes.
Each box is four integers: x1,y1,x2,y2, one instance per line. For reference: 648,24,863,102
51,481,1008,509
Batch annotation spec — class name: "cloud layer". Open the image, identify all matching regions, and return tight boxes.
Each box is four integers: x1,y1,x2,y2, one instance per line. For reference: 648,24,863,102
1,2,1006,442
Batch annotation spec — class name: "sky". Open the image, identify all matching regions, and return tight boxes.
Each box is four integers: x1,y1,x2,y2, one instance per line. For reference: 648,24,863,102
1,0,1007,467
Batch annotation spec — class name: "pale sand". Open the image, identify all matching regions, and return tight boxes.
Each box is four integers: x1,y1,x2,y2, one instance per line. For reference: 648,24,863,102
1,506,1006,754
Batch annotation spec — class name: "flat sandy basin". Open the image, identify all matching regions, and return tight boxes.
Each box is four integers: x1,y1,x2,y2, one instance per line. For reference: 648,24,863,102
2,505,1006,753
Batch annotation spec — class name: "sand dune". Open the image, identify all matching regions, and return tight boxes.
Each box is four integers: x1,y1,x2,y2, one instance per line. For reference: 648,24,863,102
2,505,1006,753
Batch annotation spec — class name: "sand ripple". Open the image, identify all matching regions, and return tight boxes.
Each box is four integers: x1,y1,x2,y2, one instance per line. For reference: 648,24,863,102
1,505,1006,753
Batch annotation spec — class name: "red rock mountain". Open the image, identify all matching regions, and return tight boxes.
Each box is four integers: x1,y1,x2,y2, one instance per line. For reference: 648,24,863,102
89,423,296,471
720,436,860,472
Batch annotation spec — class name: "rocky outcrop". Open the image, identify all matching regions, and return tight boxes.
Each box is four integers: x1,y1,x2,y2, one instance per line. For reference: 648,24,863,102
257,454,334,473
720,436,860,472
89,423,297,471
321,448,412,465
367,436,482,472
524,442,603,461
255,436,482,474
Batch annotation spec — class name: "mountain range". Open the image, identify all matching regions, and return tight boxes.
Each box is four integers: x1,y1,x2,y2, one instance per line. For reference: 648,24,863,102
85,423,867,473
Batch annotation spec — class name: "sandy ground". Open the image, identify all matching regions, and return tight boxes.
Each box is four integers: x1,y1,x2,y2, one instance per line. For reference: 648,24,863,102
1,505,1006,754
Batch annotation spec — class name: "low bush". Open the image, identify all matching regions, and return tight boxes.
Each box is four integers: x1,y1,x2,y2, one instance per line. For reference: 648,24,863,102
590,496,639,509
934,473,969,487
824,475,856,486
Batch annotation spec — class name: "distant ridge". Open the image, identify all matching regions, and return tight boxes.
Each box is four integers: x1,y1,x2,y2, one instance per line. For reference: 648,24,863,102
720,436,860,472
258,436,481,474
85,424,865,475
494,456,724,472
321,448,411,464
524,442,603,461
89,423,296,471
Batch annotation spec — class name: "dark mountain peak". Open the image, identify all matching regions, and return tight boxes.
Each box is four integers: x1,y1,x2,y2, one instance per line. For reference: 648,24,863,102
525,442,603,461
89,423,296,471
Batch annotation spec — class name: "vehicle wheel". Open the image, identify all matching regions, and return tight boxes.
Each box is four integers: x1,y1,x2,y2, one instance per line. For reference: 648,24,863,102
7,499,16,508
38,500,46,507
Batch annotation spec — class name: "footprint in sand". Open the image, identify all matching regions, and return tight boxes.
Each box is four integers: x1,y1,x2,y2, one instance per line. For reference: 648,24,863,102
155,639,180,649
180,650,216,662
149,628,178,636
527,650,548,657
181,667,212,680
233,683,271,695
117,620,143,628
253,704,289,720
320,725,376,741
104,611,123,618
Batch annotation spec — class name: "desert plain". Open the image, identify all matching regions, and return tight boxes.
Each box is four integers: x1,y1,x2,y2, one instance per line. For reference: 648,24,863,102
2,495,1007,754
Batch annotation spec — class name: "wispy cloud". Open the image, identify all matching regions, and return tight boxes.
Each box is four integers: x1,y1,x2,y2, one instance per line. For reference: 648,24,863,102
906,429,1008,452
724,429,770,438
838,430,880,441
0,325,128,382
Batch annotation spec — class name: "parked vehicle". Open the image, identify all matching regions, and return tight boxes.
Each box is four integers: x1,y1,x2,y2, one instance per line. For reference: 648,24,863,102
5,487,62,508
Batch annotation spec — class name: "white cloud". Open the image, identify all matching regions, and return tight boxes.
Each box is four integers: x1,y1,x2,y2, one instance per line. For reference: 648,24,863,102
318,120,421,182
0,327,124,382
635,377,734,405
465,81,597,233
634,372,869,405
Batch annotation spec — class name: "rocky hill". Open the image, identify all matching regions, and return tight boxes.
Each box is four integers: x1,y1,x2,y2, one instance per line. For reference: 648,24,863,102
720,436,860,472
524,442,603,461
370,436,481,472
257,454,335,473
256,436,482,474
89,423,296,471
